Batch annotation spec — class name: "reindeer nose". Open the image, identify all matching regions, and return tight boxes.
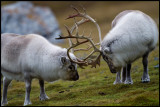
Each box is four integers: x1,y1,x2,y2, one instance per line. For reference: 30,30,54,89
73,72,79,81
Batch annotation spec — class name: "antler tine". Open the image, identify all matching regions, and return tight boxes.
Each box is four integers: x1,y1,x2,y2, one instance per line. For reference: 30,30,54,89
73,18,80,43
82,6,86,14
70,18,89,33
73,18,78,35
88,30,92,38
68,18,90,52
66,6,81,20
72,6,80,14
66,39,89,69
82,28,85,36
74,43,100,52
88,54,102,68
56,25,76,40
64,25,72,37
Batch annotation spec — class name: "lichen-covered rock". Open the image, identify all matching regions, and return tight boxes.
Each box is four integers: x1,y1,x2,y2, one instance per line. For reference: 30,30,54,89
1,1,63,43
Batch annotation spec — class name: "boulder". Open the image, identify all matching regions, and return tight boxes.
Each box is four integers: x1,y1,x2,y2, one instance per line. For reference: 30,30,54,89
1,1,63,44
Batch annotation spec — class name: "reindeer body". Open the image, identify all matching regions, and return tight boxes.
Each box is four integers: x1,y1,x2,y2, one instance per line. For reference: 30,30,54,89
1,33,79,106
101,10,158,84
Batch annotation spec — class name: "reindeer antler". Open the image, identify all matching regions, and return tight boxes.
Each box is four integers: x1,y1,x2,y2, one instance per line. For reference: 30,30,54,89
56,6,102,68
67,6,102,43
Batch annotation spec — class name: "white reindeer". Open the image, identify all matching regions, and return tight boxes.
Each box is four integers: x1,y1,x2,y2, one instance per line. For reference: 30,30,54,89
57,8,158,85
1,33,79,106
101,10,158,84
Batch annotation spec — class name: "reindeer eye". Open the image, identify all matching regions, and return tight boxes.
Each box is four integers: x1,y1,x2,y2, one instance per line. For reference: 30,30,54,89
69,65,75,71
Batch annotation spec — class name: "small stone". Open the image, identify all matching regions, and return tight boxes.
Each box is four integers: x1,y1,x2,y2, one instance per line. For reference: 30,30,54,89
59,91,64,93
154,64,159,68
100,71,105,74
98,92,106,96
65,89,70,92
154,57,159,61
104,76,108,78
69,85,74,88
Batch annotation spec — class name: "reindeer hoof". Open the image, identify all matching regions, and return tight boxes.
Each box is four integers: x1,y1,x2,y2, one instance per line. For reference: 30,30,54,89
24,101,32,106
113,80,122,85
40,94,49,101
1,100,8,106
141,75,150,83
124,80,133,84
141,78,150,83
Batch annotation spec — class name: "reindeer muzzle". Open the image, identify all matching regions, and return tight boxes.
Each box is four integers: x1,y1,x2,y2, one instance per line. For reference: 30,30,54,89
72,71,79,81
102,54,117,73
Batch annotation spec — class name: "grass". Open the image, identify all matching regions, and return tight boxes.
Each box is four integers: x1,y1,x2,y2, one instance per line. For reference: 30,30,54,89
1,1,159,106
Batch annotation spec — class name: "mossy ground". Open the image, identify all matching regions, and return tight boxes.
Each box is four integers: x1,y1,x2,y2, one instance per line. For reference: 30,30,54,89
2,46,159,106
1,1,159,106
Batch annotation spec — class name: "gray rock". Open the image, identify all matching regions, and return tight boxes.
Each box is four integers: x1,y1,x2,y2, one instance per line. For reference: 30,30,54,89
154,57,159,61
59,91,64,93
154,64,159,68
1,1,63,44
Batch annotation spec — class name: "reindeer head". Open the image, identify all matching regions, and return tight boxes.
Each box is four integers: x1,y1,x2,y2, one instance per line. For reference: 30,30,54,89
58,52,79,81
56,6,117,73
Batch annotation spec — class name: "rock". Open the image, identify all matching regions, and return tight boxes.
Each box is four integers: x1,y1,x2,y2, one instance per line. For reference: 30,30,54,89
104,76,108,78
1,1,63,44
98,92,106,96
154,64,159,68
154,57,159,61
69,85,74,88
100,71,105,74
65,89,70,92
59,91,64,93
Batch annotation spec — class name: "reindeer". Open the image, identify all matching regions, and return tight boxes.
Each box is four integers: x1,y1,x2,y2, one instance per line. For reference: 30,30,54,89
102,10,158,84
56,7,158,85
1,33,80,106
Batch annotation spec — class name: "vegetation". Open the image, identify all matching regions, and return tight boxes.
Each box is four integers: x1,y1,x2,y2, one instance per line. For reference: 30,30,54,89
1,1,159,106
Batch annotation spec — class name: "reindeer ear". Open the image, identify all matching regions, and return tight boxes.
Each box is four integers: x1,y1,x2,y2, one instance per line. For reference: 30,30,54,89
104,47,112,54
60,57,68,65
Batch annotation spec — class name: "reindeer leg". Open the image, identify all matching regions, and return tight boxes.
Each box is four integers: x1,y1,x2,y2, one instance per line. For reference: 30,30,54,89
24,75,32,106
141,52,150,83
39,80,49,101
1,76,12,106
124,64,133,84
121,66,126,83
113,69,122,84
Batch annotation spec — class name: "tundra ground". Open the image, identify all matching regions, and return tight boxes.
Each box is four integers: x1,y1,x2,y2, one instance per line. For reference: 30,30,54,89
1,1,159,106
